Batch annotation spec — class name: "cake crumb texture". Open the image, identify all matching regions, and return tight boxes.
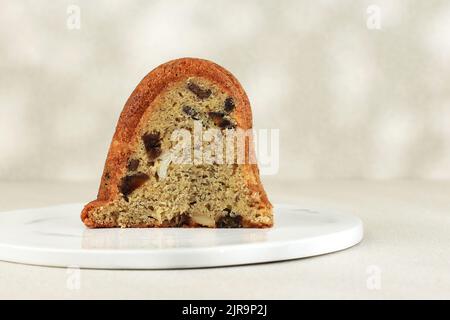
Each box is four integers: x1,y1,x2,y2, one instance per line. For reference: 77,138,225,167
81,58,273,228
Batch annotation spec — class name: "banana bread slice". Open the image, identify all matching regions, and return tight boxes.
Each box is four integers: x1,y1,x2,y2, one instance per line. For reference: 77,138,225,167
81,58,273,228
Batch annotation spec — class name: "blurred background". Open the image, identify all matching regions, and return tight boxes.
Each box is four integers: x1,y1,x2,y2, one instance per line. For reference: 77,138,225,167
1,0,449,183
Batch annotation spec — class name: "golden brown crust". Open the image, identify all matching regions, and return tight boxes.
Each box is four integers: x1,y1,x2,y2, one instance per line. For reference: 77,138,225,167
81,58,272,227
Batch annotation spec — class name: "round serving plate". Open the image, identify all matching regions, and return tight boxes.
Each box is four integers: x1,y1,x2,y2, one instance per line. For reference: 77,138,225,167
0,203,363,269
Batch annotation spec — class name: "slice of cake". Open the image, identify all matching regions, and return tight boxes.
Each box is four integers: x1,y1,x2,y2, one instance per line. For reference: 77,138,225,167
81,58,273,228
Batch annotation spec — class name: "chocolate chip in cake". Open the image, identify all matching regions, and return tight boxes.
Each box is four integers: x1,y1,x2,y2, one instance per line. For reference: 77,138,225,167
148,148,162,160
170,213,191,227
142,132,160,148
187,82,212,99
216,210,243,228
208,111,225,120
142,131,162,160
208,111,225,126
208,112,236,129
182,105,200,120
119,172,149,200
224,97,235,113
127,159,140,171
218,118,235,129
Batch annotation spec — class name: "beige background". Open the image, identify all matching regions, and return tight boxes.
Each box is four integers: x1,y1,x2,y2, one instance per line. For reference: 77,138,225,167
0,1,449,300
1,0,450,182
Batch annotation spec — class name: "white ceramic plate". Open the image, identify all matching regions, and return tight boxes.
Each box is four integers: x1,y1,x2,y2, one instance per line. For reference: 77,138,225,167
0,204,363,269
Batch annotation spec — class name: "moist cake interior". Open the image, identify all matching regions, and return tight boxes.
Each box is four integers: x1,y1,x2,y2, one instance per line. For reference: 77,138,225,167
89,77,272,228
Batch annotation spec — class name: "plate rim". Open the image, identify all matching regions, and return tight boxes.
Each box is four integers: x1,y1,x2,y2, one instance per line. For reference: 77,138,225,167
0,203,364,269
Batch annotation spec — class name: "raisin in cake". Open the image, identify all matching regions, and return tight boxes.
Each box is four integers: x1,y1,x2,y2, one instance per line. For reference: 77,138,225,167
81,58,273,228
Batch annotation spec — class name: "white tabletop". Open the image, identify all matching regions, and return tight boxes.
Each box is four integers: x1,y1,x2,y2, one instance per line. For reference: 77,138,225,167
0,179,449,299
